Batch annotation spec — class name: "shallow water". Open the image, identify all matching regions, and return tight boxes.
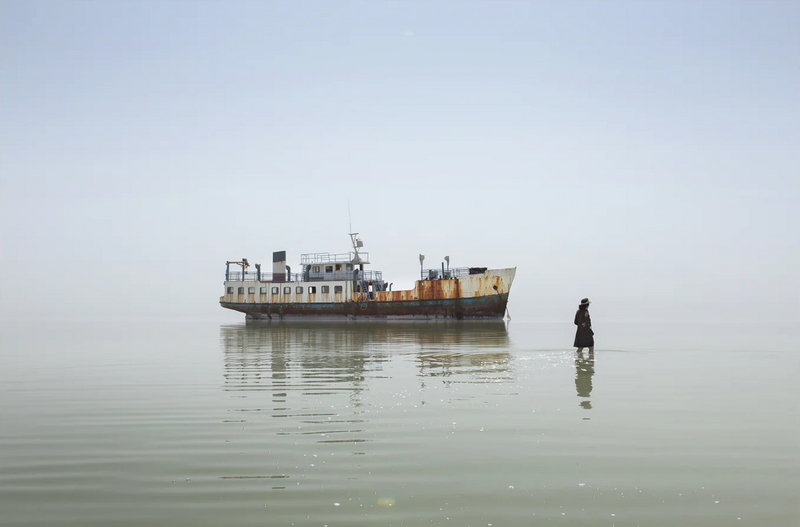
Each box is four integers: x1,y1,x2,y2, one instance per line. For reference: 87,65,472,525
1,320,798,526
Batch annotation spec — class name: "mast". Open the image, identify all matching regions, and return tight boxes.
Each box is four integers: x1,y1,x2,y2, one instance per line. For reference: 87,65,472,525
349,232,363,263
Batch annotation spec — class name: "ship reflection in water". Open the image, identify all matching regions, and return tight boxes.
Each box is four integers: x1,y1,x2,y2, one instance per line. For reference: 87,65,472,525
575,351,595,410
220,322,512,444
221,321,512,394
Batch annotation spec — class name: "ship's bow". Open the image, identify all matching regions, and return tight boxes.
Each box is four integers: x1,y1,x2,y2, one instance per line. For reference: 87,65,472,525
455,267,516,318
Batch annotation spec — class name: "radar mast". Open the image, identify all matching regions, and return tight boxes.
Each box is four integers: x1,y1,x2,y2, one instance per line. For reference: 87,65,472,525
349,232,364,263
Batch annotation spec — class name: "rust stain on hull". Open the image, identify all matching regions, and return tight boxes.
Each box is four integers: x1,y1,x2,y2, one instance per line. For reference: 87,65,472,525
223,294,509,320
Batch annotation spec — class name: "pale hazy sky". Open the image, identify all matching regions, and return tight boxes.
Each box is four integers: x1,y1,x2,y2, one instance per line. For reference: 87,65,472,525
1,0,798,324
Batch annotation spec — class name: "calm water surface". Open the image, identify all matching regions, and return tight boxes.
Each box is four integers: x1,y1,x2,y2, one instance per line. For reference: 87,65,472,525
1,320,798,526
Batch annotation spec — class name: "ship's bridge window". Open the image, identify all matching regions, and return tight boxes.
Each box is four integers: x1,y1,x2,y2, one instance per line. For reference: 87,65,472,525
260,287,267,294
335,264,342,271
283,287,291,294
248,287,255,294
325,265,333,273
309,286,317,294
313,266,320,273
237,287,244,294
271,287,279,294
321,285,330,293
296,286,303,294
334,285,343,293
227,287,234,294
346,264,353,271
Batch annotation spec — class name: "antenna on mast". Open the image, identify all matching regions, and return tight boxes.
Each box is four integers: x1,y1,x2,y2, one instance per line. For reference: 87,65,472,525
347,200,364,263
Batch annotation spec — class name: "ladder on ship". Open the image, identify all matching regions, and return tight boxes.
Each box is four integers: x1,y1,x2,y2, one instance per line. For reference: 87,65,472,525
359,279,369,310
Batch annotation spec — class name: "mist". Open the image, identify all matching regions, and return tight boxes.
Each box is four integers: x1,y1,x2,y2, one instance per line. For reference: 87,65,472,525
1,0,798,325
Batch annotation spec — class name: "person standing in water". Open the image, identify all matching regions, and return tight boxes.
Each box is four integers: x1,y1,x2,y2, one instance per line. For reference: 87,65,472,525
574,298,594,354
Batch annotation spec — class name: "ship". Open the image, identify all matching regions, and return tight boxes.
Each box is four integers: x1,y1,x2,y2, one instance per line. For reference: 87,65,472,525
219,233,516,321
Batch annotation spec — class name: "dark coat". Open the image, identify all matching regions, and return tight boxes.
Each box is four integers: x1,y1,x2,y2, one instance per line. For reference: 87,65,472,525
573,308,594,348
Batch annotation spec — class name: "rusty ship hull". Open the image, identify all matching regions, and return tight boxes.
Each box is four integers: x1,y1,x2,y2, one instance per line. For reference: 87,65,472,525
220,267,516,321
222,292,510,320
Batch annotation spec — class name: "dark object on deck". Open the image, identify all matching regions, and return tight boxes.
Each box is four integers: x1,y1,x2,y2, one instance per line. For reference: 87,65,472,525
469,267,487,275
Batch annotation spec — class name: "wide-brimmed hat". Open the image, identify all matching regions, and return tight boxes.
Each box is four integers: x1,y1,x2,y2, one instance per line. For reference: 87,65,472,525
580,298,591,306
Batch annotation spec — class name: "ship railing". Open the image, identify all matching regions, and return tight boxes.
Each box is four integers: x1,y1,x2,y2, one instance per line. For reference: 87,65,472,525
300,252,369,265
353,270,382,282
304,270,383,282
225,270,383,283
361,270,382,282
421,267,486,280
226,272,303,282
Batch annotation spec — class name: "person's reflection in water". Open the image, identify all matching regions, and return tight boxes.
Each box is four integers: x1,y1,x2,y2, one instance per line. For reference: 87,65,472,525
575,351,595,410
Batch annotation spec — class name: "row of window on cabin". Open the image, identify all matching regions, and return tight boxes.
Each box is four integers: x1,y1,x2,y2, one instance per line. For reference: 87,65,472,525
312,264,352,273
227,285,344,295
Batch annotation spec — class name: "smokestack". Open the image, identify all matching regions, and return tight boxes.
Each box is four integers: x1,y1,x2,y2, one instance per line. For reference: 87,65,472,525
273,251,286,282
